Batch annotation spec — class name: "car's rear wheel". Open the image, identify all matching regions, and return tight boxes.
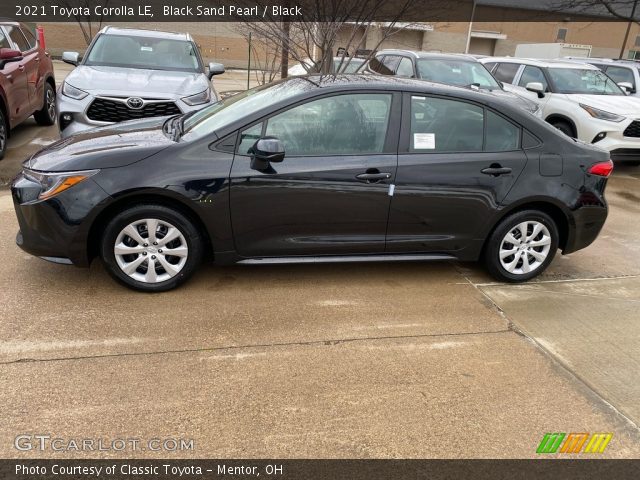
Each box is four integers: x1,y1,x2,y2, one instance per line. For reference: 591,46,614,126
0,108,6,160
549,119,575,138
484,210,559,283
101,205,204,292
34,83,56,126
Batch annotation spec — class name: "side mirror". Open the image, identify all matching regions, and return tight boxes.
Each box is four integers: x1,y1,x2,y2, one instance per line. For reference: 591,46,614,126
525,82,546,98
0,48,23,68
62,51,80,66
618,82,634,94
249,137,285,171
208,62,225,79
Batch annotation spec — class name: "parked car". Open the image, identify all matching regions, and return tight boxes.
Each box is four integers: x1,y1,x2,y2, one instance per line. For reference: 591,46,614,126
364,49,542,116
563,57,640,96
0,20,56,159
288,56,366,76
57,26,225,138
481,57,640,164
12,75,612,291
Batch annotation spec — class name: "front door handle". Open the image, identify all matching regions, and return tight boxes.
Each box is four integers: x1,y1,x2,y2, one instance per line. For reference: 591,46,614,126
356,172,392,183
481,165,512,176
18,64,25,71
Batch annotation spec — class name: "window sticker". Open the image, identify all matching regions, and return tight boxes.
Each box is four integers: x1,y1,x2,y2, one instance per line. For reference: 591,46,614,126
141,46,153,52
414,133,435,149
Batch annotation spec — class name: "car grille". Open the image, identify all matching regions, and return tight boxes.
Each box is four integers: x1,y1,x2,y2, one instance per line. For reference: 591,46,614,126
86,98,181,123
623,120,640,138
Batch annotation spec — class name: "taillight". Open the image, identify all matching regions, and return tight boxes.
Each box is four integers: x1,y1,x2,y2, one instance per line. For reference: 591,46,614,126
588,160,613,177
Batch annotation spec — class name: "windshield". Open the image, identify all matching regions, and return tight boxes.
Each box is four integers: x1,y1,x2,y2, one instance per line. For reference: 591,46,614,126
416,59,501,90
182,80,314,139
84,34,202,73
547,68,624,95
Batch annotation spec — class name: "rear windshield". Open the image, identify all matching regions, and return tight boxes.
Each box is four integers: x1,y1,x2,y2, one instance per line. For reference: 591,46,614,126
84,34,202,73
547,68,624,95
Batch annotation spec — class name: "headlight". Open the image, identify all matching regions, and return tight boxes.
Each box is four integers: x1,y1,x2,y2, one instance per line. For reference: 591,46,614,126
182,89,211,106
61,82,89,100
579,104,625,123
24,169,99,200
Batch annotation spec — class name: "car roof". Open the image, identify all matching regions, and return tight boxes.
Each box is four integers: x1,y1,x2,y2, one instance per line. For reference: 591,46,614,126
563,57,640,67
98,26,192,41
0,19,21,27
375,49,479,62
480,57,600,69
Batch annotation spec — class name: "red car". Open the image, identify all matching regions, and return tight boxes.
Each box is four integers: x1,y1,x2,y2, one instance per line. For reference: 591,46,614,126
0,20,56,159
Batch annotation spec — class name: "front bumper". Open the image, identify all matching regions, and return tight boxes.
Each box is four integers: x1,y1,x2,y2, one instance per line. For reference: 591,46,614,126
578,116,640,156
56,91,217,138
11,173,111,267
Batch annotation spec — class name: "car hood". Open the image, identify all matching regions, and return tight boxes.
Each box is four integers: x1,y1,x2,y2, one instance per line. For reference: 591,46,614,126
26,117,174,172
64,65,210,97
568,94,640,116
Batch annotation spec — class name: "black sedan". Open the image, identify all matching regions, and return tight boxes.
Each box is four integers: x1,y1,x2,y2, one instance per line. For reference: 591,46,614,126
12,75,612,292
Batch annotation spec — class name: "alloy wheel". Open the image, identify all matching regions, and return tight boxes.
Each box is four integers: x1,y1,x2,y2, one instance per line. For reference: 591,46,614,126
113,218,189,283
46,88,56,121
499,221,552,275
0,121,5,154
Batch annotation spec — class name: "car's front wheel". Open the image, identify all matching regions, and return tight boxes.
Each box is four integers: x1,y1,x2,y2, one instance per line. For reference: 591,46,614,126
0,108,7,160
101,205,204,292
484,210,559,283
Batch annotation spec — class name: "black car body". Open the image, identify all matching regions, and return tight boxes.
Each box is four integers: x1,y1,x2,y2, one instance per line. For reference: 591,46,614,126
12,75,612,291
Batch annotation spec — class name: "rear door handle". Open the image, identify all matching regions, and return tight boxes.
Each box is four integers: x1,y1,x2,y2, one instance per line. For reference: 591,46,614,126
356,172,392,183
481,166,512,176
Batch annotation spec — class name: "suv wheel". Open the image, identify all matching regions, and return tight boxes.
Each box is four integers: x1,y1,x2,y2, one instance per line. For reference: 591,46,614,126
484,210,559,282
549,119,575,138
34,83,56,126
101,205,204,292
0,108,6,160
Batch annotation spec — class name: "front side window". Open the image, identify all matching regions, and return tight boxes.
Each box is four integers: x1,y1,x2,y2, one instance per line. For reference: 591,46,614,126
518,66,549,91
263,93,392,156
396,57,414,77
604,66,635,89
237,123,263,155
547,68,624,95
0,30,10,50
84,34,201,72
20,26,37,49
5,25,30,52
493,63,521,84
409,96,520,153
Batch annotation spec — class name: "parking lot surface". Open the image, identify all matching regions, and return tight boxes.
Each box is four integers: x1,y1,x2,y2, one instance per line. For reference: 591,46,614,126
1,64,640,458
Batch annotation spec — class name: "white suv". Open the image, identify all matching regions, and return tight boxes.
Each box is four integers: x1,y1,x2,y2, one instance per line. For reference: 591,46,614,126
480,57,640,164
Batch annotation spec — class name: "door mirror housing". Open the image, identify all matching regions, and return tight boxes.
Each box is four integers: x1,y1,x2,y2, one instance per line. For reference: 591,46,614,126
0,48,23,68
525,82,546,98
249,137,285,171
208,62,225,79
617,82,634,94
62,51,80,66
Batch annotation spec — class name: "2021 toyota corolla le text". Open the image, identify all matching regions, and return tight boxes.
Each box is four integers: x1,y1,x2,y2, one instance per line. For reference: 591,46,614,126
12,76,612,292
56,26,225,138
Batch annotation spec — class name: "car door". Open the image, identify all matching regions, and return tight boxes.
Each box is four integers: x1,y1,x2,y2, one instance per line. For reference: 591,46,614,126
18,24,45,111
0,26,30,126
386,93,528,253
229,91,400,257
516,64,553,111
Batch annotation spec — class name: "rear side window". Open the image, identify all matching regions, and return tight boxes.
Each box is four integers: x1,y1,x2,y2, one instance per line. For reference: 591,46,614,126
409,96,521,153
410,96,484,152
20,26,37,49
396,57,414,77
518,66,548,91
493,63,520,84
264,93,392,156
368,55,400,75
5,25,30,52
604,66,635,89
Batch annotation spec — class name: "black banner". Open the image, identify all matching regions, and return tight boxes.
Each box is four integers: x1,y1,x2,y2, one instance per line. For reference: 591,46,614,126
0,460,639,480
3,0,640,23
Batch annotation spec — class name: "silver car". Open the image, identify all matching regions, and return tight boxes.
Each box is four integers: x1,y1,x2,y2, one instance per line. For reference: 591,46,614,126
57,26,225,138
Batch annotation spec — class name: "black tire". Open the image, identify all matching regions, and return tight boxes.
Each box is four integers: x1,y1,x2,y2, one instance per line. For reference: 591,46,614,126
34,82,56,126
549,119,575,138
101,204,204,292
0,108,6,160
483,210,559,283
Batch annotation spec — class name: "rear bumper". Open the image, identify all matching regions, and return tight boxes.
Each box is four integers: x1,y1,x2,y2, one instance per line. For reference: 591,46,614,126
563,205,608,255
11,173,111,267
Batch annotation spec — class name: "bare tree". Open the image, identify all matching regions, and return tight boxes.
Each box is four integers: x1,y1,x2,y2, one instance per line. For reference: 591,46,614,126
237,0,434,79
237,27,283,85
60,0,108,45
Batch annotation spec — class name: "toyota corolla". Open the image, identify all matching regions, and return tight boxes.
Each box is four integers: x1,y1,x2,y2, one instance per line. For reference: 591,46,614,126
12,75,612,291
